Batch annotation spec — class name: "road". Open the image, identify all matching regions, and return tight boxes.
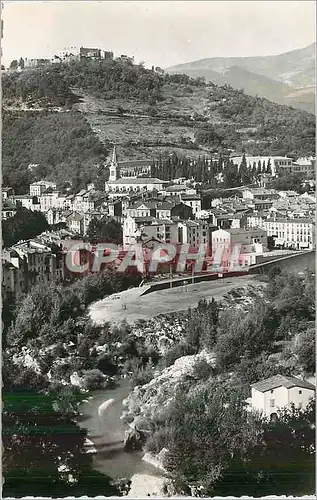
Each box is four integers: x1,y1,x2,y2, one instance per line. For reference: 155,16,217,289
89,275,262,325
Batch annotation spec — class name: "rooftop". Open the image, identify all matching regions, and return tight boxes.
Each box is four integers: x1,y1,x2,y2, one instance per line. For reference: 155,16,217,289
107,178,166,185
165,184,188,192
265,218,314,224
181,194,201,200
251,374,315,393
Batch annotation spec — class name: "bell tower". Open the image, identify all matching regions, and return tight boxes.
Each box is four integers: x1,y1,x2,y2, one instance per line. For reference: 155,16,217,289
109,145,119,181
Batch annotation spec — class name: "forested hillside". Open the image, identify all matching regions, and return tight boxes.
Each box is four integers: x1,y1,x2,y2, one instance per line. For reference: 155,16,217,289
2,57,315,191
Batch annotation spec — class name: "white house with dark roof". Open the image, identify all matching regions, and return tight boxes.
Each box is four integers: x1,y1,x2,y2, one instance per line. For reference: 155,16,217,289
105,177,167,194
180,193,202,215
251,374,315,419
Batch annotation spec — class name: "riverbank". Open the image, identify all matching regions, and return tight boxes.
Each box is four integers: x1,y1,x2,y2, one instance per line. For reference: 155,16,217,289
77,378,163,482
127,473,167,497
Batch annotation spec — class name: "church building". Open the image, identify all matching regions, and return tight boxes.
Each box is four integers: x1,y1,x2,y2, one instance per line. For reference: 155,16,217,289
105,146,167,195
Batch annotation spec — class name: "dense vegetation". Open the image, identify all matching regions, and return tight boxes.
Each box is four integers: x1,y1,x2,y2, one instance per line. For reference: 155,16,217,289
2,110,108,193
2,207,49,247
87,217,123,244
3,368,119,497
3,269,143,497
3,57,315,192
3,266,315,496
122,271,315,496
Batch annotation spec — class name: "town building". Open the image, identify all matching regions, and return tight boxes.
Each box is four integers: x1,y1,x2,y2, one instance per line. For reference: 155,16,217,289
263,218,315,250
180,193,202,215
2,258,24,302
106,146,167,194
231,156,293,176
278,157,316,176
251,374,315,419
160,184,197,197
2,200,17,220
11,195,40,211
24,58,51,69
2,187,14,201
241,188,280,201
79,47,103,60
211,228,268,266
178,220,211,247
123,216,179,248
106,177,167,195
3,240,64,294
30,180,57,197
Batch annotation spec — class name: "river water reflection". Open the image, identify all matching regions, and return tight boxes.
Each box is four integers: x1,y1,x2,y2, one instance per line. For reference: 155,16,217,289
78,378,162,481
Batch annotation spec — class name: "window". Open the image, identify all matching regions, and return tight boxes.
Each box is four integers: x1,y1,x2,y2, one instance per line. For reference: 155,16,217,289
270,399,275,408
299,390,302,395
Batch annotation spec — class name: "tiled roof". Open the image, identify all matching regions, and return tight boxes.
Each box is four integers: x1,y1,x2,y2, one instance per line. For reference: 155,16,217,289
265,218,314,224
251,374,315,392
107,178,165,185
228,227,266,235
165,185,187,192
2,200,17,210
181,194,201,200
157,202,174,210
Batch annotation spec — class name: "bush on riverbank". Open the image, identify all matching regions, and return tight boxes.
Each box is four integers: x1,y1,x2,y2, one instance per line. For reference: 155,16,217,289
82,369,111,390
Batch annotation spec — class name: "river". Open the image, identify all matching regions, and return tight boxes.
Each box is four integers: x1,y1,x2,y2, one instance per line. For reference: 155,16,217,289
77,378,162,481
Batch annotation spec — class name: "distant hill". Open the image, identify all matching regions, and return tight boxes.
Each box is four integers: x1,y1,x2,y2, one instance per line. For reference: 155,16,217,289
166,43,315,113
2,57,315,191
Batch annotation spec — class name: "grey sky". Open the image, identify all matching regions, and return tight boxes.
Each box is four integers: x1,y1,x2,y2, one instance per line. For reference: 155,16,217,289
1,1,315,68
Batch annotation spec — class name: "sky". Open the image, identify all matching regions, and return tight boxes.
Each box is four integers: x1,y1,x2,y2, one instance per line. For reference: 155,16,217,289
1,1,316,68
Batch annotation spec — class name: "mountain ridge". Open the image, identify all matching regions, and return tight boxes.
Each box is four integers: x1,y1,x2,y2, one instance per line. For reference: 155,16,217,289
166,43,315,113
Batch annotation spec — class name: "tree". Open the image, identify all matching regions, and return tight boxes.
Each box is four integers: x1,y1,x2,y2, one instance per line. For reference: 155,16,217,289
2,207,49,247
294,327,315,374
185,298,219,352
9,59,18,70
87,217,122,245
3,363,118,497
214,300,280,370
213,400,315,496
163,380,261,494
19,57,25,69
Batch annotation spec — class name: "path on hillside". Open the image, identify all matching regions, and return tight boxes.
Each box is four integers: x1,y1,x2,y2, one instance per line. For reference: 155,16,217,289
89,275,262,325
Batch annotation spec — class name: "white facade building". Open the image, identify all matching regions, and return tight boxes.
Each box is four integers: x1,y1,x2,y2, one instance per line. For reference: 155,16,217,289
30,180,57,197
180,194,202,215
251,374,315,419
263,218,315,250
105,177,167,194
231,156,293,176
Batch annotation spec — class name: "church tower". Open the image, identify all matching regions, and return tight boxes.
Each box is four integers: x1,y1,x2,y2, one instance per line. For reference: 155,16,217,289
109,145,119,181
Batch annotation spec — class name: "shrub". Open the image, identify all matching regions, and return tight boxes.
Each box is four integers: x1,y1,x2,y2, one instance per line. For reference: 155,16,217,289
145,427,171,454
96,354,118,376
83,369,108,390
131,359,155,388
163,343,194,368
192,359,214,381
